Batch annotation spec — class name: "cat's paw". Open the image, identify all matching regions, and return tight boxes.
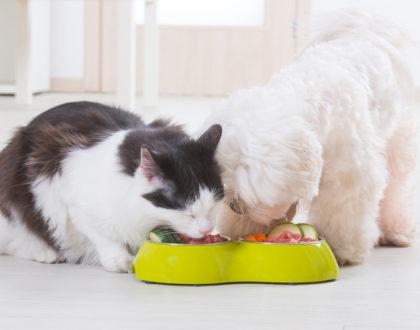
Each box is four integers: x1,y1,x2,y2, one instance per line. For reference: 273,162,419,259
100,248,134,273
32,248,62,264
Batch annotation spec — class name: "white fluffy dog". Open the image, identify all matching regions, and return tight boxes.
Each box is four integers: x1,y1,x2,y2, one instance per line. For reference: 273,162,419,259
204,10,417,265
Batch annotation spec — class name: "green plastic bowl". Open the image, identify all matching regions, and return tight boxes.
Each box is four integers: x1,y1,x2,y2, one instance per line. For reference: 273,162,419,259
132,239,339,285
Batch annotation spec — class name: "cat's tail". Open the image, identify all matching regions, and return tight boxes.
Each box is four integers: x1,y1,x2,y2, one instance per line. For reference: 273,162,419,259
309,8,415,101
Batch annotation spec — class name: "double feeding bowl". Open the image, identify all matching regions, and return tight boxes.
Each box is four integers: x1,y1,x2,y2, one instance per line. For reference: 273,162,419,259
132,238,339,285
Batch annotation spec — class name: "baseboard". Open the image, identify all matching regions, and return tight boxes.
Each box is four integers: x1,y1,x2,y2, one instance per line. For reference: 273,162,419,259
50,78,85,92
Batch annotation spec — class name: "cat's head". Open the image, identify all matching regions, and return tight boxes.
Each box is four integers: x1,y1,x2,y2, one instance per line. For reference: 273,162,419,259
139,124,224,238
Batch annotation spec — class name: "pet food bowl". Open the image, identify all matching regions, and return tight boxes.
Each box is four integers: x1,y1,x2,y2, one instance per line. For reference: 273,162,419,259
132,239,339,285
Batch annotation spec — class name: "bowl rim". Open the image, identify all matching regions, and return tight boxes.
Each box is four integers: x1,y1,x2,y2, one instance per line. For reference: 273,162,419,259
238,237,326,245
146,235,232,246
145,236,326,247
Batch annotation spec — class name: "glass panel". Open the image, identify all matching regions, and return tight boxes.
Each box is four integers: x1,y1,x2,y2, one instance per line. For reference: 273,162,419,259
135,0,265,26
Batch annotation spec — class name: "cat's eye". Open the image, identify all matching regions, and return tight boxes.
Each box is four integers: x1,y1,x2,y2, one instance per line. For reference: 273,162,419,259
214,188,224,201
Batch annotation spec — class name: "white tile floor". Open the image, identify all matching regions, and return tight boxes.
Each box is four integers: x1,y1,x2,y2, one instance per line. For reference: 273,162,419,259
0,93,420,330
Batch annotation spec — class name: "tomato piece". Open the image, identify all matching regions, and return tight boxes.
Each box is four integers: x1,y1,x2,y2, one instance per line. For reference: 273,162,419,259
244,235,257,242
254,232,267,242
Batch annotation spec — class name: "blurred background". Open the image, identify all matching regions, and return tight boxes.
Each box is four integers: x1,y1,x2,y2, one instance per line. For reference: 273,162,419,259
0,0,419,138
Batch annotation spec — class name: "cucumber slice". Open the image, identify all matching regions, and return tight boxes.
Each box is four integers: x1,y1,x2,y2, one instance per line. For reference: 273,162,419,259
149,226,180,243
297,223,319,240
267,222,302,239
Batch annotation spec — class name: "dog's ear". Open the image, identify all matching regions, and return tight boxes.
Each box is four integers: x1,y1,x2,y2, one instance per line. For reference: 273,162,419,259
228,124,323,209
287,128,323,200
285,201,298,221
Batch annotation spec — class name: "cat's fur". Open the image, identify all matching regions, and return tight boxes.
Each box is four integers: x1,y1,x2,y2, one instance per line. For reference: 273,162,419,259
206,10,417,265
0,101,224,272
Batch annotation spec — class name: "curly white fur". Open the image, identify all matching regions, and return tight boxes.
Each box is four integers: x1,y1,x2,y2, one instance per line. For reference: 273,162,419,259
204,10,417,265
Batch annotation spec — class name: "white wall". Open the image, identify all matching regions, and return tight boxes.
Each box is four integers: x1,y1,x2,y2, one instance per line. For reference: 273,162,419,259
312,0,420,87
30,0,51,91
0,0,50,92
50,0,84,79
0,0,16,83
0,0,84,89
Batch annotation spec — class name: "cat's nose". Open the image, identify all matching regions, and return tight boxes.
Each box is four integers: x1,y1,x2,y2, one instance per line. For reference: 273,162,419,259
196,218,212,235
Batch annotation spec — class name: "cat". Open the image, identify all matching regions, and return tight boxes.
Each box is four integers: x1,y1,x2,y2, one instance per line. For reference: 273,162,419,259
0,101,224,272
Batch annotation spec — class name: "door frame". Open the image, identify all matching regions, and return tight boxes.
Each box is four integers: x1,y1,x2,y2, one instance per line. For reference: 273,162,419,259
84,0,310,96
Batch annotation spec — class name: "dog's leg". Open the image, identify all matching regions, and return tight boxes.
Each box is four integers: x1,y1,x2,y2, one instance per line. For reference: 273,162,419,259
379,119,417,247
309,152,387,265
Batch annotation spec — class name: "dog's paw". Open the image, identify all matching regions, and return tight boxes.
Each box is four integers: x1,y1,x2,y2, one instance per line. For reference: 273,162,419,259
379,231,416,247
100,248,134,273
335,254,364,266
332,247,368,266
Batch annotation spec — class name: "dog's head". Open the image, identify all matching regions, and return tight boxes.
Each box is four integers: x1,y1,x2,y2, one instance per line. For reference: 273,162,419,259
219,121,323,226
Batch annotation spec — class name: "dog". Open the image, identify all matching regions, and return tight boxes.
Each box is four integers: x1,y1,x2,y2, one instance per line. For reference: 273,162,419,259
204,10,417,265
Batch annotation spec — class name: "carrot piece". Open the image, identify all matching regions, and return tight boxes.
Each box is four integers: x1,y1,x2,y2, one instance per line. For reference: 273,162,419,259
244,235,257,241
254,232,267,242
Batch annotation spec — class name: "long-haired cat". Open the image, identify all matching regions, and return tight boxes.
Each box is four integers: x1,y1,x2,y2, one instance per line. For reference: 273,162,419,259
0,101,224,272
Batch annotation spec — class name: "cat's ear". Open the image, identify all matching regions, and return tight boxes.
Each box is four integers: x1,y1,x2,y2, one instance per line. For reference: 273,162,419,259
197,124,222,154
140,146,161,181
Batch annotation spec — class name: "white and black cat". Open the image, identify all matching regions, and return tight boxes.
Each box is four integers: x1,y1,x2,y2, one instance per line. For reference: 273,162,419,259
0,101,224,272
